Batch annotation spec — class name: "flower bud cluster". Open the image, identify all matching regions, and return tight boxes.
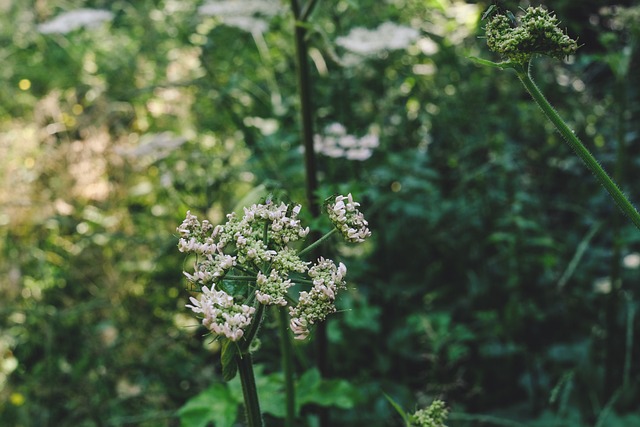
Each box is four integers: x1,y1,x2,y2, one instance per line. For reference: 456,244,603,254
326,193,371,243
485,6,578,65
409,399,448,427
255,269,293,306
288,257,347,339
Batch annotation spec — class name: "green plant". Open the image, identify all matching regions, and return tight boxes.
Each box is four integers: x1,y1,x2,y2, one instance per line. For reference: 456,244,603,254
472,5,640,231
176,193,370,426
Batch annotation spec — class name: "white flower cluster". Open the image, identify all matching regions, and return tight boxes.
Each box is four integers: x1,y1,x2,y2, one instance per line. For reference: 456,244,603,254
197,0,283,34
289,258,347,340
327,194,372,243
336,22,419,58
177,202,310,341
186,286,255,341
37,9,114,35
314,123,379,161
177,194,369,342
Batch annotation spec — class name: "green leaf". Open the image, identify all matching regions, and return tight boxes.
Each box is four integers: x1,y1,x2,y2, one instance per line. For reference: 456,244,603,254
221,339,238,381
296,368,359,411
228,364,286,418
177,383,240,427
384,393,410,426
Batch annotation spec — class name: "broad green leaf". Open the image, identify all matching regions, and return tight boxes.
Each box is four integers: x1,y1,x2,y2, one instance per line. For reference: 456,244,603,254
296,368,359,410
177,383,240,427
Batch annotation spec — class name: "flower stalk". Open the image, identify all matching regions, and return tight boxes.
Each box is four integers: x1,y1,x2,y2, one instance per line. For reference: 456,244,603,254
297,228,337,258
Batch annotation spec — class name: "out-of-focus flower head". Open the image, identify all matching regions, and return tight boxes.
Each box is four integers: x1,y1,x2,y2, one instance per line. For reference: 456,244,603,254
38,9,114,35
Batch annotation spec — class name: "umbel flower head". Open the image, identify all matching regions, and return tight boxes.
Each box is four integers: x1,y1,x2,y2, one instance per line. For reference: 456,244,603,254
177,194,370,342
288,257,347,339
485,6,578,65
326,193,372,243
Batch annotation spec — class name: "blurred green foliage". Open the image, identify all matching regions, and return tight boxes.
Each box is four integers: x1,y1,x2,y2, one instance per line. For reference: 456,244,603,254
2,0,640,426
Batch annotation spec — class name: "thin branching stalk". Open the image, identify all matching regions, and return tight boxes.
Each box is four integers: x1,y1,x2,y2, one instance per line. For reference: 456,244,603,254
298,228,338,258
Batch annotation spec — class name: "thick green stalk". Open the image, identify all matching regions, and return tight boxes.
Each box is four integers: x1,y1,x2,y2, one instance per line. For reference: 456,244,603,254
514,64,640,230
278,307,296,427
236,352,263,427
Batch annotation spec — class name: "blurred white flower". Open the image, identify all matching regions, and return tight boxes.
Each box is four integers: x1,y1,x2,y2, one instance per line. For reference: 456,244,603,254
336,22,419,57
623,253,640,269
417,37,439,55
593,277,612,294
38,9,114,35
198,0,282,33
198,0,282,17
314,123,379,161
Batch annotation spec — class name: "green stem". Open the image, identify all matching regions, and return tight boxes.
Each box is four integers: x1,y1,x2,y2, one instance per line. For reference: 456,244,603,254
278,307,296,427
236,352,263,427
514,64,640,231
298,228,338,258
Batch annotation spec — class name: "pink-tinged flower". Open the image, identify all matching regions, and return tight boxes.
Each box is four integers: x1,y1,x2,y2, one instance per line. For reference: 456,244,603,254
186,286,255,341
326,194,371,243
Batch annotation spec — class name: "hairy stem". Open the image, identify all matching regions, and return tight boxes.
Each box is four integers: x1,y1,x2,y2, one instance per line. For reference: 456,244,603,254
514,64,640,230
278,307,296,427
237,352,263,427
